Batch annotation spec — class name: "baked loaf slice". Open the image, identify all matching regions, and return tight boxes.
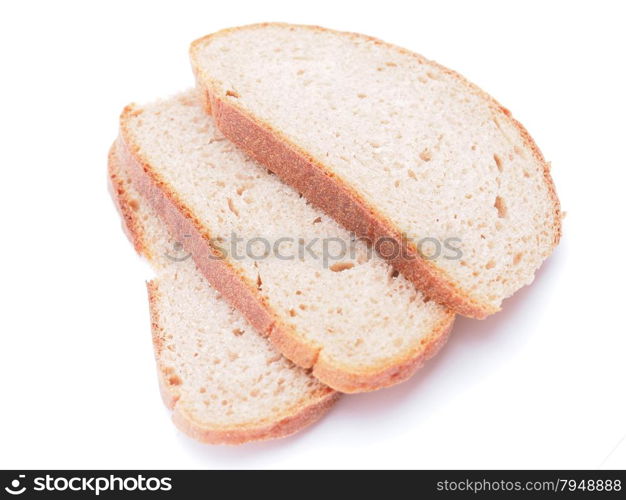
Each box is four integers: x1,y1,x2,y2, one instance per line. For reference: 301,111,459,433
108,147,338,445
117,90,454,393
190,23,562,319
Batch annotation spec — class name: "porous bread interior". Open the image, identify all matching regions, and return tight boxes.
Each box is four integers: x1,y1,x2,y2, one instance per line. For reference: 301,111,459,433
122,90,452,373
191,24,560,309
113,158,332,428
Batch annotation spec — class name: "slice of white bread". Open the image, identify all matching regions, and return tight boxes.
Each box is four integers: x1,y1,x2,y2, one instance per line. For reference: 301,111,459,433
117,90,454,393
190,23,562,319
108,147,338,444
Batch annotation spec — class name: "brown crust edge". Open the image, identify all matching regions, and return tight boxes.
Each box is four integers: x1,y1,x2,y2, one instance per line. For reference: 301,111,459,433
190,23,562,319
107,146,152,261
116,107,455,392
109,146,339,444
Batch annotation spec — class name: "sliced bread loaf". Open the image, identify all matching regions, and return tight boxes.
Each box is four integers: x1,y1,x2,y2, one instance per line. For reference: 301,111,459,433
108,146,338,445
117,90,454,393
190,23,562,319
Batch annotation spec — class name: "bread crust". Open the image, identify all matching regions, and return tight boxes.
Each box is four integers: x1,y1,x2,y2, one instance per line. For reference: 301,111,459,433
109,147,339,444
116,111,454,392
107,147,152,261
190,23,562,319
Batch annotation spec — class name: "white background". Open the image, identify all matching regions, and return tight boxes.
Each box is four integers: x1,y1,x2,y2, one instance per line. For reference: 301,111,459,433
1,0,625,470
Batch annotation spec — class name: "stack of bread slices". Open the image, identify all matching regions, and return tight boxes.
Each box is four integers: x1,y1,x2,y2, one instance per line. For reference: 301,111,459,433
109,23,561,445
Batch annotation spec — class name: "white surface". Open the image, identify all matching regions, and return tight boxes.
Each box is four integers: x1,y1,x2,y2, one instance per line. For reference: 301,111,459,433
0,0,624,469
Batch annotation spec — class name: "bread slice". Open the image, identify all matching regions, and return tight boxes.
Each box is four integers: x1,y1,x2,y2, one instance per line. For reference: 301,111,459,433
190,23,562,319
108,147,338,445
117,90,454,393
